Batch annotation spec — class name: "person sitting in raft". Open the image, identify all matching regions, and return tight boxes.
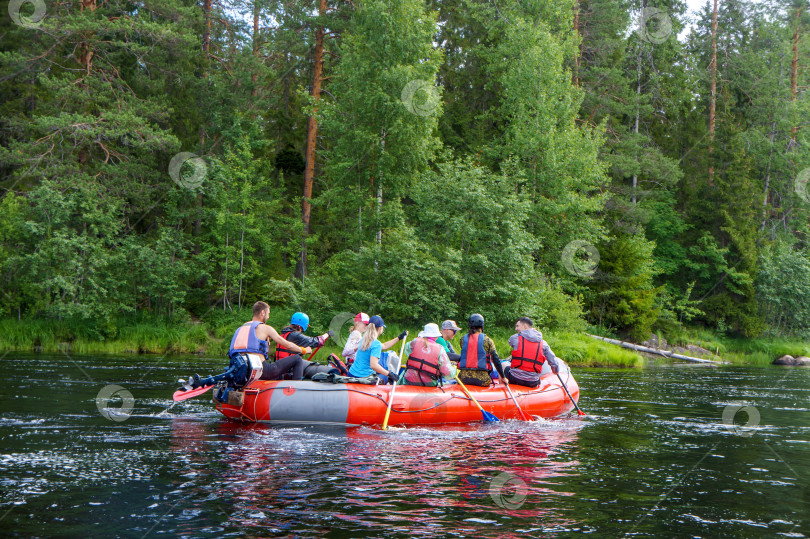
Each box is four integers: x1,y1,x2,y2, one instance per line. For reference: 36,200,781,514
229,301,311,381
342,312,407,371
402,323,456,386
341,312,370,367
436,319,462,364
504,317,560,388
457,313,505,387
346,315,401,384
276,311,334,379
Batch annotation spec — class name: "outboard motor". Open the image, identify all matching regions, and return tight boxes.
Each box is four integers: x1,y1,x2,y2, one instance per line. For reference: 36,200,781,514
183,353,264,405
213,353,264,404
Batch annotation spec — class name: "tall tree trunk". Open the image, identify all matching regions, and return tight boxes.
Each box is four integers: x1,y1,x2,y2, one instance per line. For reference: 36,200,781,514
708,0,718,186
77,0,96,73
358,181,362,242
252,0,260,97
238,228,244,309
572,0,581,87
193,129,204,239
632,42,642,204
790,5,802,143
223,231,228,311
202,0,212,56
376,186,383,245
761,118,777,231
296,0,327,280
197,0,211,239
376,132,385,246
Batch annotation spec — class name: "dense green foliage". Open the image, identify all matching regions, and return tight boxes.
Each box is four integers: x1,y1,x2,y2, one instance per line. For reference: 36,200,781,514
2,0,810,349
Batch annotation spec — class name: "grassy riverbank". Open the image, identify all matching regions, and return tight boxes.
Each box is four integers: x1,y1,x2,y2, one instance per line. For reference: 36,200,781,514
655,326,810,366
0,312,804,367
0,312,641,367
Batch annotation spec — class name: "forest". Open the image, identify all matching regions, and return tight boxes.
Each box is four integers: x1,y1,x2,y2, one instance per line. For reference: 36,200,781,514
1,0,809,355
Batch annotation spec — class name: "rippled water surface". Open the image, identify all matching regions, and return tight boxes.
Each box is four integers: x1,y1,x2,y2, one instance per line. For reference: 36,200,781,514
1,353,809,537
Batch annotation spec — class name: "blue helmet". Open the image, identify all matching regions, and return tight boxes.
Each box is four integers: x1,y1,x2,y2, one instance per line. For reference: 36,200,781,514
291,312,309,331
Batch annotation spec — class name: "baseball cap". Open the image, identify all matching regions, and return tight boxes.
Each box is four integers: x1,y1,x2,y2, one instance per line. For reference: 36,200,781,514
368,315,386,328
441,320,462,331
354,312,370,323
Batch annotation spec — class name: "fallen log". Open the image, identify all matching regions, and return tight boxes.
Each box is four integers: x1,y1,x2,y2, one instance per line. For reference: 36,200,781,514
586,334,724,364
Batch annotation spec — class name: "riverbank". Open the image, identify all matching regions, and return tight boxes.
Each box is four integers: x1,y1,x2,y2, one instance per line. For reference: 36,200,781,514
654,325,810,366
0,315,804,368
0,314,641,367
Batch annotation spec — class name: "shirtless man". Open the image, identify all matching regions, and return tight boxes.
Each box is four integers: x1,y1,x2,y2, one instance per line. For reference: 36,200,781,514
228,301,311,380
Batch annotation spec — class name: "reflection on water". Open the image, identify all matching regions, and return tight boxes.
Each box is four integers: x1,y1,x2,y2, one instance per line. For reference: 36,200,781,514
187,420,583,538
1,354,809,537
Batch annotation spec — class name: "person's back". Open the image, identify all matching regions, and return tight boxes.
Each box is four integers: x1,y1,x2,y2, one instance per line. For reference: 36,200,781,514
228,319,271,387
403,325,454,386
229,320,269,360
457,314,503,387
506,317,560,387
227,302,311,383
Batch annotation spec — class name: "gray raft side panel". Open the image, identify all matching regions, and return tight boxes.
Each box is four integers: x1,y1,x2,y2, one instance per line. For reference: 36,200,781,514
265,381,353,424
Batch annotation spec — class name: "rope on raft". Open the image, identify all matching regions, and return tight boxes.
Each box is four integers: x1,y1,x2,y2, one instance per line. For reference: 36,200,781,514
252,383,564,411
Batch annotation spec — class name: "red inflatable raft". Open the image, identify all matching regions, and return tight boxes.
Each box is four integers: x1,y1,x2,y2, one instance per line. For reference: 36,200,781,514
216,369,580,426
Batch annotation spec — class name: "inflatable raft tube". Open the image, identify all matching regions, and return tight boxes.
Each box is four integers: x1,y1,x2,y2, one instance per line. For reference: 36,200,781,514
216,370,580,426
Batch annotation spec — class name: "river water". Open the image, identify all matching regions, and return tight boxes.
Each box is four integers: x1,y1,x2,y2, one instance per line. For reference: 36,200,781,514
1,353,808,537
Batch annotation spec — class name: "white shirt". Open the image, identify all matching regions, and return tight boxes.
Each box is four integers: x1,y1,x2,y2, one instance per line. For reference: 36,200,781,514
342,330,363,360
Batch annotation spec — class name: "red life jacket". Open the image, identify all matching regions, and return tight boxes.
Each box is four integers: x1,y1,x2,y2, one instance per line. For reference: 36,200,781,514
406,338,443,380
275,330,296,361
511,335,546,373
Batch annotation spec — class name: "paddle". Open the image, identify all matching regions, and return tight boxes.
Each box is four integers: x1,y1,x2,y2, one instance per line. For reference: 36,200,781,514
382,332,408,430
556,369,585,416
173,383,214,402
501,377,533,421
454,373,499,422
307,345,322,363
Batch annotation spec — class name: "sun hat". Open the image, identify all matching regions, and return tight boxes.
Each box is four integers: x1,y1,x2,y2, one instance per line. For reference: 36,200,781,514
422,323,442,338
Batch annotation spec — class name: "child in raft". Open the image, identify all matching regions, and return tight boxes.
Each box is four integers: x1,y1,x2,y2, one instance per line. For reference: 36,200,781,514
341,312,407,370
346,315,404,384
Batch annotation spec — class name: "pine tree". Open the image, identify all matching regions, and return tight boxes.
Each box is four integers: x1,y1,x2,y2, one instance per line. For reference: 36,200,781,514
317,0,442,249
